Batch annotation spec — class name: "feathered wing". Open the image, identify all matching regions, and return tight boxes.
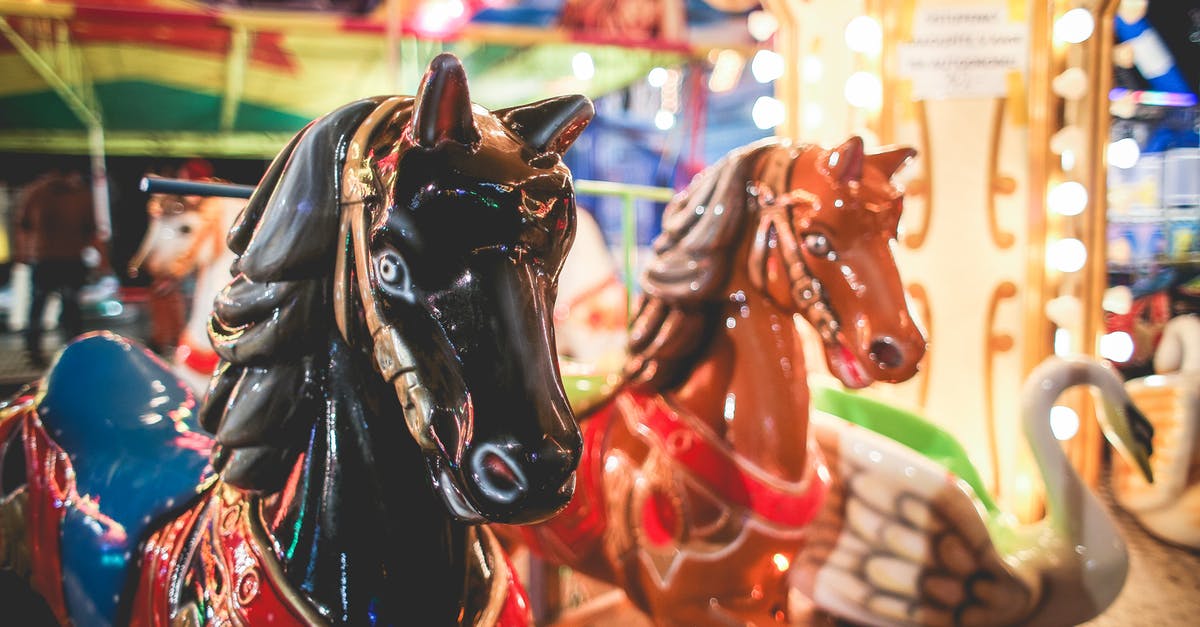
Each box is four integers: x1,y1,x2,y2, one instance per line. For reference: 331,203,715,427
794,413,1039,627
1115,373,1200,547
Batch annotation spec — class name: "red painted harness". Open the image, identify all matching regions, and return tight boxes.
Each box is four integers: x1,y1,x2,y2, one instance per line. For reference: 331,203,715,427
522,388,830,563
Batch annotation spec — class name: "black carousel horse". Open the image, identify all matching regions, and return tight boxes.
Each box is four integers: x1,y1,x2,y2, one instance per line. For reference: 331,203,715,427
0,53,593,626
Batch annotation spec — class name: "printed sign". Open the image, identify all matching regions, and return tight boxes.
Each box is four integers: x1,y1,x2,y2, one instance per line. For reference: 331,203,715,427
898,6,1028,100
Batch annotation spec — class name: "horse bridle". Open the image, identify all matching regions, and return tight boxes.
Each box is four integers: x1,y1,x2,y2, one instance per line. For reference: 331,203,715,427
745,181,842,351
330,97,445,453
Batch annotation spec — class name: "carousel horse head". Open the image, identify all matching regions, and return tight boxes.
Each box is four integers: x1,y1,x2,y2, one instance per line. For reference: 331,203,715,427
629,136,926,390
200,53,593,524
129,190,235,280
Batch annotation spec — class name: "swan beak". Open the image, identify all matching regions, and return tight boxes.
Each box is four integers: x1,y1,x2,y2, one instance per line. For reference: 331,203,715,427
1123,401,1155,484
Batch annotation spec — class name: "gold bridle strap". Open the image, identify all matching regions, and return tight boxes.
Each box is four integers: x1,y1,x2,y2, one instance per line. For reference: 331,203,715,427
746,183,841,349
337,97,437,448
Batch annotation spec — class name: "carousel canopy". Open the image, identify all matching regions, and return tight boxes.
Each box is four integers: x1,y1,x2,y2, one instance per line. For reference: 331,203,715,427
0,0,755,157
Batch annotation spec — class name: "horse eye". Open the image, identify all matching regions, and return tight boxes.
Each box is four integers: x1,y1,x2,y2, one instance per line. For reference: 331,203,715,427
803,233,834,259
375,250,410,296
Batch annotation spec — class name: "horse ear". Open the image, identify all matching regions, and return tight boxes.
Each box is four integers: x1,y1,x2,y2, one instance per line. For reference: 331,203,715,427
495,94,595,155
411,53,481,149
827,136,865,184
866,146,917,180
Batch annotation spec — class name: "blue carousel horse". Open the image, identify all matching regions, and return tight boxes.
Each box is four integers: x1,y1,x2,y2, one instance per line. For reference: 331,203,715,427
0,53,593,626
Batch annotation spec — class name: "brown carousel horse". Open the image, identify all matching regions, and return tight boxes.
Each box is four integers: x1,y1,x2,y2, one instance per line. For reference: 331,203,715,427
518,137,927,625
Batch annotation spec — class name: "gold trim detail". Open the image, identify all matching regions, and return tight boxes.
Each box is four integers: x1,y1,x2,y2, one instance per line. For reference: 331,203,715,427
987,99,1016,249
984,281,1018,496
247,489,331,626
902,101,933,250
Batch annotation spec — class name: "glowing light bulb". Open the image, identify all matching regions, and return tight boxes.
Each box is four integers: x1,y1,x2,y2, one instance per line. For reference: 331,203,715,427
747,10,778,42
844,16,883,55
844,72,882,110
654,109,676,131
752,96,785,130
751,49,785,84
1054,328,1072,356
802,56,823,83
772,553,791,572
1061,149,1077,171
1054,8,1095,44
1050,406,1080,440
414,0,466,34
1048,181,1088,216
1108,137,1140,169
572,52,595,81
1048,238,1087,273
1100,331,1135,363
647,67,668,88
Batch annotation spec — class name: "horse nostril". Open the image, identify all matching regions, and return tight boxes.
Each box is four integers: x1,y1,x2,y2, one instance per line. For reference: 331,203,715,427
471,443,527,503
483,452,519,490
869,337,904,370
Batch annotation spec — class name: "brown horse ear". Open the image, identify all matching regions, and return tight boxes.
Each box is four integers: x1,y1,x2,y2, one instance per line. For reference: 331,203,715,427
866,146,918,179
495,95,595,154
412,53,481,149
827,136,865,183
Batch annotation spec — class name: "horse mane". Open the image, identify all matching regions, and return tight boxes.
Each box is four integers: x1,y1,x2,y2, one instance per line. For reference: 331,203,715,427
624,139,780,391
198,97,391,492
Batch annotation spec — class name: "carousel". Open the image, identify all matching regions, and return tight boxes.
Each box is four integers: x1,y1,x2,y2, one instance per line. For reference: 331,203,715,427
0,1,1196,626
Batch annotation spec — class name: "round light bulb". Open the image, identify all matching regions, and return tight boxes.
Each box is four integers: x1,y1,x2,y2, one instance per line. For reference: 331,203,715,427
1054,8,1095,44
752,96,786,130
1108,137,1140,169
1048,181,1088,216
572,52,595,81
654,109,676,131
844,72,882,110
647,67,668,88
415,0,466,34
1050,405,1080,441
747,10,778,42
1100,331,1135,363
1048,238,1088,273
844,16,883,55
751,49,785,84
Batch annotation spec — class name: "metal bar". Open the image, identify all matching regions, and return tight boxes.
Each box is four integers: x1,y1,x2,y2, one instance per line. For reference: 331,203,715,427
219,25,251,132
621,192,637,321
574,179,675,203
0,16,100,128
140,177,256,198
89,126,112,240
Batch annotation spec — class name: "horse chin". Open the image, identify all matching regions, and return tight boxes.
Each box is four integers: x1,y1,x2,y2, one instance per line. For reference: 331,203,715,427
826,344,875,390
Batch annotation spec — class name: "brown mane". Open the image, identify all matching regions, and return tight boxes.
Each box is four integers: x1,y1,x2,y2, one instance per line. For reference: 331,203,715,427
624,139,781,390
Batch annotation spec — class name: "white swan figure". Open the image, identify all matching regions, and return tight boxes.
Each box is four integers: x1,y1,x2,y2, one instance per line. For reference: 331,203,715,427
794,356,1154,626
1118,313,1200,548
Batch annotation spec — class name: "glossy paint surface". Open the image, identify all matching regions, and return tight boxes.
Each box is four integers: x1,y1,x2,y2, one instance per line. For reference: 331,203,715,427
522,137,926,626
37,332,212,626
4,53,593,626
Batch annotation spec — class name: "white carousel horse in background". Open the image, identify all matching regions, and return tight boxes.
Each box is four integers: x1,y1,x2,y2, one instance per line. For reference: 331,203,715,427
554,208,628,370
128,189,243,392
1116,313,1200,549
797,356,1155,626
